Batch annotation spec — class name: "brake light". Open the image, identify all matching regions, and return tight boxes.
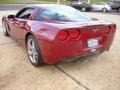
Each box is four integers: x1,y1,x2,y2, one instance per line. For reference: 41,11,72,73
69,29,80,39
58,31,68,41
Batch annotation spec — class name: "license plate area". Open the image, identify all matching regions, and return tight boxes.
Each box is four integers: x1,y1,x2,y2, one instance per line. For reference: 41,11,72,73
87,38,99,48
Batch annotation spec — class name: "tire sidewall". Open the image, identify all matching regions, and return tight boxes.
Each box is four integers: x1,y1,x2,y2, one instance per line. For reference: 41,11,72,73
102,8,107,12
27,35,43,66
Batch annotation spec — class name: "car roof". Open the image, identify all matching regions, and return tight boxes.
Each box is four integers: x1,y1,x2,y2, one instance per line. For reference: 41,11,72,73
25,4,67,9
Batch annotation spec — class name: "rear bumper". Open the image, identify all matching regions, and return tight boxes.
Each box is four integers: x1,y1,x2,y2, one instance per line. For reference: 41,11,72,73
37,32,115,64
60,49,104,63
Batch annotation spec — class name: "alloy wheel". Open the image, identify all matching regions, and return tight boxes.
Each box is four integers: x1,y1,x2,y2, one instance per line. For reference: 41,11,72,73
27,38,39,64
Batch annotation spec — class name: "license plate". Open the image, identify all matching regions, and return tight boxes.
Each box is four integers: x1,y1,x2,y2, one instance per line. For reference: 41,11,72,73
87,38,99,48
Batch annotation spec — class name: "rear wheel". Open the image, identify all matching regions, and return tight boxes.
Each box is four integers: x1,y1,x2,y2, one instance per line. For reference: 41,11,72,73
2,22,9,36
27,35,44,66
102,8,107,12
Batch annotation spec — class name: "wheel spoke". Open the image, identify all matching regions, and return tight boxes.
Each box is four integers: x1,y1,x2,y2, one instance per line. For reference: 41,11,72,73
33,54,37,63
31,40,35,49
28,50,33,56
28,40,32,49
27,38,38,64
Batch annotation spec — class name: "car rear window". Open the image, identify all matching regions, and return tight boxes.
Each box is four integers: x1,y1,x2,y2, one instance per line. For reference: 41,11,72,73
34,6,92,22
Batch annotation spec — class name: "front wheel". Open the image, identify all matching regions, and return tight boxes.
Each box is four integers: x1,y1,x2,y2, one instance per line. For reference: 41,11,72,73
27,35,44,66
2,22,9,36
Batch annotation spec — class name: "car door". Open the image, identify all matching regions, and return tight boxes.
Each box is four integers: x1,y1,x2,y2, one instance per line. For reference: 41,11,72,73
12,8,34,44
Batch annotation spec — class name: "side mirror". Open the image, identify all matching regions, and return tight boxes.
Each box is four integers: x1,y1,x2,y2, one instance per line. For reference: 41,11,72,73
8,15,15,20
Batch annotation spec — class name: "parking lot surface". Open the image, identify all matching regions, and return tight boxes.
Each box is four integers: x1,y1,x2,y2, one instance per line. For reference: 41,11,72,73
0,10,120,90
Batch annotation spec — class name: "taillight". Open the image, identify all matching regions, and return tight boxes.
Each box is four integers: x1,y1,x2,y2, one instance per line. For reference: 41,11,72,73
69,29,80,39
58,29,81,41
58,31,68,41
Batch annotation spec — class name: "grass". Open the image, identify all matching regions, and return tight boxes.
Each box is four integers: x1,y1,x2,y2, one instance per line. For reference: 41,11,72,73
0,0,108,4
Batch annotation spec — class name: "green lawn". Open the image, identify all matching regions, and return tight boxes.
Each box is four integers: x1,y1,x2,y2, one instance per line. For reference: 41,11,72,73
0,0,108,4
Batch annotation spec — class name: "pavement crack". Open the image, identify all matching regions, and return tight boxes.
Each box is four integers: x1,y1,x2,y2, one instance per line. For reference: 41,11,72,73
55,65,91,90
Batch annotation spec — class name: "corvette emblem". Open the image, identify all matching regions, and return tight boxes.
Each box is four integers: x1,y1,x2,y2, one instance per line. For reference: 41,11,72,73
92,28,99,32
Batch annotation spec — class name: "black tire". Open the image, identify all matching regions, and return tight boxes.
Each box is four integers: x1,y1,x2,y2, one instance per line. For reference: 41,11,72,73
2,22,9,36
102,8,107,12
27,35,44,66
81,7,87,12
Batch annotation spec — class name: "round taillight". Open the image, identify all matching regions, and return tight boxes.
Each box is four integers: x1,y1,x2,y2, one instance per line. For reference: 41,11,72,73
58,31,68,41
69,29,80,39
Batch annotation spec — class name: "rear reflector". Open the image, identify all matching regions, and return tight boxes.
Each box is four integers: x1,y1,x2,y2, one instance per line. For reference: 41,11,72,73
58,31,68,41
69,29,80,39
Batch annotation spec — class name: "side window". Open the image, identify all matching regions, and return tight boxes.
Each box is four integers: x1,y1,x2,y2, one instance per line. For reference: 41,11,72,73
38,10,53,20
34,9,45,20
35,10,57,21
15,8,33,19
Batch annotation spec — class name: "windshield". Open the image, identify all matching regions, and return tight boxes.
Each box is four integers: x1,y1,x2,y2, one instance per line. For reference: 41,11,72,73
34,6,92,22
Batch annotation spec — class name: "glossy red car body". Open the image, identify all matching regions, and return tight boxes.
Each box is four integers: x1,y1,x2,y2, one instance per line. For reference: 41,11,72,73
2,4,116,64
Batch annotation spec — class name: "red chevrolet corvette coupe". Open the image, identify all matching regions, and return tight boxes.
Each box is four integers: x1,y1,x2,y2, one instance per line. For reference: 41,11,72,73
2,4,116,66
